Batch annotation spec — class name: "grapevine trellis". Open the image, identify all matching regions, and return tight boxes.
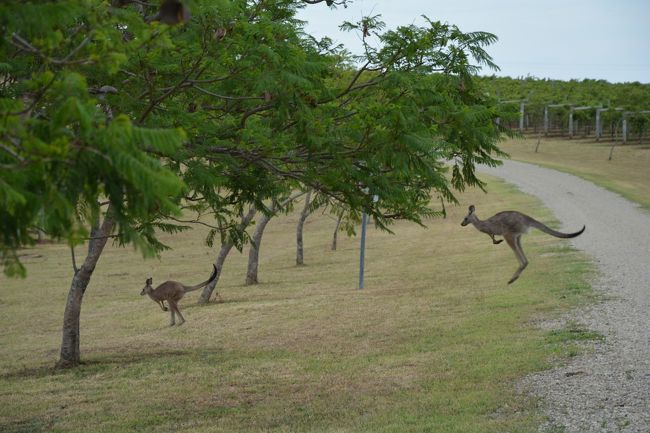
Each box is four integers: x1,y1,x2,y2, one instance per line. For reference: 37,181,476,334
499,100,650,144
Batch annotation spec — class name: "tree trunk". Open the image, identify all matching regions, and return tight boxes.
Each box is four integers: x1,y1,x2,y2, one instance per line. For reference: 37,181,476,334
296,190,312,265
245,212,272,285
198,244,231,303
245,192,305,285
198,207,257,304
331,212,343,251
56,208,114,369
36,209,46,243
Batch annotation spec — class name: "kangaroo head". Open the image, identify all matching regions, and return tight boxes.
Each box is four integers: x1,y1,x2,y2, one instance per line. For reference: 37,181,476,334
461,205,475,226
140,277,153,296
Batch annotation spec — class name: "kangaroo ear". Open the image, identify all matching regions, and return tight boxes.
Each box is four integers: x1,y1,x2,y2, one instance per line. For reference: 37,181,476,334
469,205,475,213
146,277,152,285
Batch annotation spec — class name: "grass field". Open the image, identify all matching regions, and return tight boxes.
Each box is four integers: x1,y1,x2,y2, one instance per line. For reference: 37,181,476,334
0,176,594,433
500,137,650,210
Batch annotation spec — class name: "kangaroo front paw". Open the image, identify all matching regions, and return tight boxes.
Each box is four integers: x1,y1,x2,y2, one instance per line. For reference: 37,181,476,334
494,239,503,244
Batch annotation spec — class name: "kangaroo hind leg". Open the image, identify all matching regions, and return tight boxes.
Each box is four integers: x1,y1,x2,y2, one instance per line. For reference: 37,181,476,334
504,235,528,284
506,235,528,284
168,301,176,326
169,300,186,326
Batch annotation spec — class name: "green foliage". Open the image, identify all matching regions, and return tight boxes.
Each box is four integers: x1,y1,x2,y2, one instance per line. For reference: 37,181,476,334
480,76,650,109
0,1,186,276
1,0,509,275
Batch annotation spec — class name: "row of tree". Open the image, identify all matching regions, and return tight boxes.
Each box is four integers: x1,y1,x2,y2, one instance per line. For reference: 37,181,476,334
0,0,511,368
199,187,367,304
479,76,650,141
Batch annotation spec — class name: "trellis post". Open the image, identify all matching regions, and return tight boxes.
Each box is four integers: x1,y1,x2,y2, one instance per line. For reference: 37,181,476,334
595,108,606,141
543,105,549,136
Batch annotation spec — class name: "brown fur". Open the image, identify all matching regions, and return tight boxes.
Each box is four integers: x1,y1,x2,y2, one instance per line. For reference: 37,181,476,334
140,265,217,326
461,205,585,284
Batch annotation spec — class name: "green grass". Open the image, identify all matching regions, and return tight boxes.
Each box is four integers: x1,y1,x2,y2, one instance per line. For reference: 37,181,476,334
0,177,595,433
500,137,650,210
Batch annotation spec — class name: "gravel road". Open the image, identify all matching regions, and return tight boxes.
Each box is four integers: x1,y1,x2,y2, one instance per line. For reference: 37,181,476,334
479,160,650,433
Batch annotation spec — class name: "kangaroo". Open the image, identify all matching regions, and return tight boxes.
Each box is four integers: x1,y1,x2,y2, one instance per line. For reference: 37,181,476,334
461,205,585,284
140,265,218,326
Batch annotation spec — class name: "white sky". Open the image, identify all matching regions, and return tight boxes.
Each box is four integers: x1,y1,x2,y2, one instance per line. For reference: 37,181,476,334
297,0,650,83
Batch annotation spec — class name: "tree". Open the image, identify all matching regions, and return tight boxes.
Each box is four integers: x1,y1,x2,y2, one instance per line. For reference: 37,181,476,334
296,189,312,265
197,207,257,304
245,191,305,285
331,212,343,251
1,2,188,367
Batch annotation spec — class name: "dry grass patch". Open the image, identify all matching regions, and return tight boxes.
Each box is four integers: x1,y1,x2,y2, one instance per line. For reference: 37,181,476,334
0,176,593,433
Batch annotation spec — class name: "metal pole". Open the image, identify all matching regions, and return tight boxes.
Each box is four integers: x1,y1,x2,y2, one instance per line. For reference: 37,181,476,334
358,211,367,289
544,106,549,136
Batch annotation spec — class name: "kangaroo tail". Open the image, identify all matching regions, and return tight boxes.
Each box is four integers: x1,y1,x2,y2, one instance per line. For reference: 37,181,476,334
183,265,218,292
531,220,585,238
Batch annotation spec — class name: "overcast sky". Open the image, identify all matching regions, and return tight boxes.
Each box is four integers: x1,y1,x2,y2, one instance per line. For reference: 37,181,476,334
297,0,650,83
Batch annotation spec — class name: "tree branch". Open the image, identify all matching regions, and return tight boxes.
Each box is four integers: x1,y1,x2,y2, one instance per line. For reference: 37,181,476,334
138,52,206,124
9,75,57,116
10,32,92,66
240,103,274,128
166,215,221,230
337,61,371,98
0,141,24,162
70,245,79,275
191,85,266,101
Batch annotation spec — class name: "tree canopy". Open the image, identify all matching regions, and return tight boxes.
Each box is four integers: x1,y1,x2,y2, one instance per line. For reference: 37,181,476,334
1,1,508,277
0,1,188,276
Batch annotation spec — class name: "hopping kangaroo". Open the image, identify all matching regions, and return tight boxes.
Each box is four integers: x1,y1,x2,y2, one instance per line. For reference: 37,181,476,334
140,265,217,326
461,205,585,284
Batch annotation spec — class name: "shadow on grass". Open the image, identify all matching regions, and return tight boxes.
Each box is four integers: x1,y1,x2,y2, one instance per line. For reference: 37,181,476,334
0,347,215,380
0,416,54,433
